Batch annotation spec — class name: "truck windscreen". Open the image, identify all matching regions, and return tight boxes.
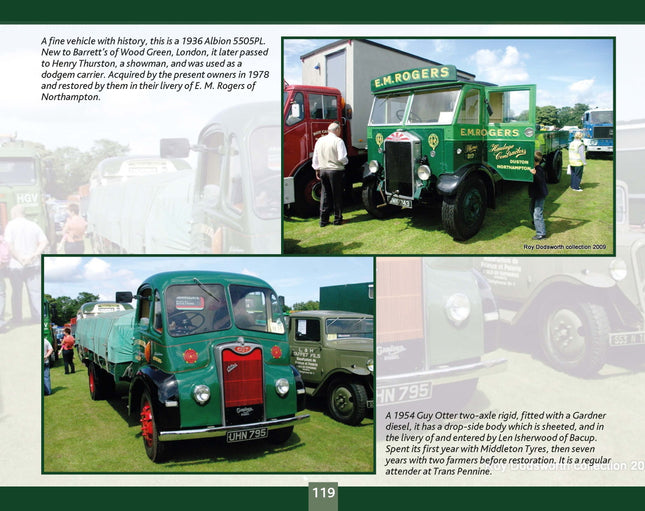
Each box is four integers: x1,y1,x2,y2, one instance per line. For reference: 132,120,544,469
0,158,37,185
325,317,374,339
165,284,231,337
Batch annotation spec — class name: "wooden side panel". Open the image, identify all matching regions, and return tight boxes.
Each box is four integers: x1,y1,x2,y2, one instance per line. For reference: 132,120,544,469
376,257,424,343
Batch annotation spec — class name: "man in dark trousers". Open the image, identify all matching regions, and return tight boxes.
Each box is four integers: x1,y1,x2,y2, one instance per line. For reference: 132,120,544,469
529,151,548,240
312,122,348,226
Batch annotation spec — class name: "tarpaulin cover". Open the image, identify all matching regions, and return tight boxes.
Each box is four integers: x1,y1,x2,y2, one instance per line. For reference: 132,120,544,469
87,170,194,253
75,310,136,365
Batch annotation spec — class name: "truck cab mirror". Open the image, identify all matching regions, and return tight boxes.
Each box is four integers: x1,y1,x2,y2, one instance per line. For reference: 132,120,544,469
279,296,286,310
160,138,190,159
115,291,133,303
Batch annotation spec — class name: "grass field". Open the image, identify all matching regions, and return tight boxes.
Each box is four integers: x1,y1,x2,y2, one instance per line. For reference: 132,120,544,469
284,154,614,255
43,359,374,473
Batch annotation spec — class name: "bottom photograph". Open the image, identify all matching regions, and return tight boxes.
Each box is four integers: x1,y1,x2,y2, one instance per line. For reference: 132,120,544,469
42,256,374,473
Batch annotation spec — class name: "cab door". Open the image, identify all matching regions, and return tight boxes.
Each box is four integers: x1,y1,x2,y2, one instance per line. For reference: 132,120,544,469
485,85,536,183
290,316,323,385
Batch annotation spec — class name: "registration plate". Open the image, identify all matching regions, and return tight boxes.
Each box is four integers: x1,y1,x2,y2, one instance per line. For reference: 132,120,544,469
388,196,412,208
609,331,645,347
226,427,268,443
376,381,432,405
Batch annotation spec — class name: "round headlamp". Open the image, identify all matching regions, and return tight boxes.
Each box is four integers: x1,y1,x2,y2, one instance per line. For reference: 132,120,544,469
445,293,471,326
366,359,374,373
417,165,431,181
609,258,627,281
192,384,211,405
275,378,290,397
368,160,381,174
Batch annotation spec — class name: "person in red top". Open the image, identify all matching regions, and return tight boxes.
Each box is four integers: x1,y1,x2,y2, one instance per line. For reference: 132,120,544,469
60,327,76,374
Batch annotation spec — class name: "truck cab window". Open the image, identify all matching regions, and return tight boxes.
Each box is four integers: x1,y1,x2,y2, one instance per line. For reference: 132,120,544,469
308,94,338,120
457,88,480,124
295,318,320,342
230,285,285,334
165,283,230,337
408,88,460,125
488,90,529,123
369,94,408,125
286,92,305,126
137,287,153,327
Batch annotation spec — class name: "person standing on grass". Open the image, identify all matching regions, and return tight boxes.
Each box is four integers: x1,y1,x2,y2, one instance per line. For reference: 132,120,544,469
44,337,53,395
529,151,548,240
60,327,76,374
312,122,348,227
569,131,586,191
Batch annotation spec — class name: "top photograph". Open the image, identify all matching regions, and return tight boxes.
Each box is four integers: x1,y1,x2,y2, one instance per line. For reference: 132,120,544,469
282,37,615,256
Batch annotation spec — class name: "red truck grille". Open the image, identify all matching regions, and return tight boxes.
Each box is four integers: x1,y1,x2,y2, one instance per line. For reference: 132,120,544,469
221,346,264,425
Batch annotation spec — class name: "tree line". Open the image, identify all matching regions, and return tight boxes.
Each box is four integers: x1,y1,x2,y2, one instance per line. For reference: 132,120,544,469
45,292,100,326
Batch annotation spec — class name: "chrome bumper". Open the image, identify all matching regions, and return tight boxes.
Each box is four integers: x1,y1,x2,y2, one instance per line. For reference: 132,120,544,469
377,357,507,389
158,413,310,442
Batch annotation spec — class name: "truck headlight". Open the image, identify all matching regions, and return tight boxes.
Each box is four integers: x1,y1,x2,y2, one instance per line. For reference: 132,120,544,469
368,160,381,174
609,258,627,281
275,378,290,397
445,293,471,326
192,384,211,405
417,165,431,181
366,359,374,373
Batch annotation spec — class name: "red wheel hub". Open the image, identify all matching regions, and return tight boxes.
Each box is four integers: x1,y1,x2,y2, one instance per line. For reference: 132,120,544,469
140,401,154,446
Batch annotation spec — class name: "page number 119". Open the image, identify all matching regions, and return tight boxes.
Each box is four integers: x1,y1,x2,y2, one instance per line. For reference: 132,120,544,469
308,483,338,511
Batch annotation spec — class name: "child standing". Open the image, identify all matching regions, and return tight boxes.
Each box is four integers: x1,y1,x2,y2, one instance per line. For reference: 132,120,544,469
529,151,548,240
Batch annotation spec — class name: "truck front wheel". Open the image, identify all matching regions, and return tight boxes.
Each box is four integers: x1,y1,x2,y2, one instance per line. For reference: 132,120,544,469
327,381,367,426
294,166,321,218
361,179,397,219
441,175,487,241
140,390,167,462
541,301,609,376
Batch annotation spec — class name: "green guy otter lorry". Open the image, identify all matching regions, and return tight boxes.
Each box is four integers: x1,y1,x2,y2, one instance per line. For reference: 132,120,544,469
75,270,309,462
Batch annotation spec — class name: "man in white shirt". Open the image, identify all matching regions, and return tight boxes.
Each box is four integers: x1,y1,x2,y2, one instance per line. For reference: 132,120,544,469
4,205,49,324
312,122,348,226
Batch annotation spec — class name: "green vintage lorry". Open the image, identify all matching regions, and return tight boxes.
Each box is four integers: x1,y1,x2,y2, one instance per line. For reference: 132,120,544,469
362,65,568,240
75,270,309,462
288,310,374,426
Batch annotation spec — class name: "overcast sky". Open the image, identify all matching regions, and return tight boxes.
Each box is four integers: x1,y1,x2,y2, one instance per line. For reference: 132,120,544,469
283,37,614,111
43,256,374,307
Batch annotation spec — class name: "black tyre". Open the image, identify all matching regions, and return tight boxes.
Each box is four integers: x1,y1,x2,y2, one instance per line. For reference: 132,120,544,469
268,425,294,444
545,150,563,184
442,175,487,241
140,390,167,462
294,166,321,218
327,381,367,426
361,179,398,219
541,302,609,376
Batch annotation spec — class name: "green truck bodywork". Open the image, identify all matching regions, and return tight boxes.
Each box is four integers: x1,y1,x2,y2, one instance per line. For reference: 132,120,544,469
319,282,375,316
0,144,56,248
289,310,374,425
75,270,309,462
362,65,569,240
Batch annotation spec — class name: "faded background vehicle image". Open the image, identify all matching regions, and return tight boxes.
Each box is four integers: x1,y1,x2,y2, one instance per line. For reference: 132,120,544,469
375,257,505,413
86,102,281,255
